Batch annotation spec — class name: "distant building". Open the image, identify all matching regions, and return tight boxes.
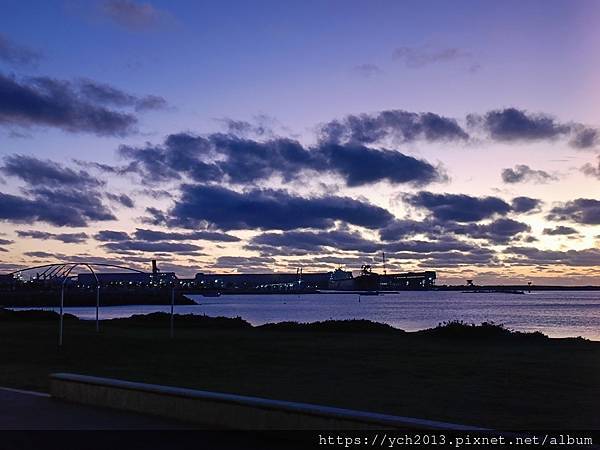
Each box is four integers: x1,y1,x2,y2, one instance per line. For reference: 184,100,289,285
77,272,150,285
77,271,176,286
195,270,437,291
379,271,436,290
77,259,176,286
195,272,331,290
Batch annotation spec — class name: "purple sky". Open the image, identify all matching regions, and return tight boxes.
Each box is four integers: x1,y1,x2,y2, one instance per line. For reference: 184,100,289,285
0,0,598,284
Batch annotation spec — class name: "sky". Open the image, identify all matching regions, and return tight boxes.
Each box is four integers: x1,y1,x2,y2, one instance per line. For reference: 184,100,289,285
0,0,599,284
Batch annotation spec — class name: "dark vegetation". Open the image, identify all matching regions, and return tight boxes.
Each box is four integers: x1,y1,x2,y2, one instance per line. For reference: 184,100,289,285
1,308,598,429
109,312,252,329
257,319,400,334
416,320,548,341
0,308,78,322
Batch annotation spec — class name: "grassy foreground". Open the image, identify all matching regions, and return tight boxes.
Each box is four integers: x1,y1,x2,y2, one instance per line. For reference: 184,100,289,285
1,310,599,429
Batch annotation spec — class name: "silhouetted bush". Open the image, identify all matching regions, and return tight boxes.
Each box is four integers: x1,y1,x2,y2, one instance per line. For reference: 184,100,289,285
418,320,547,340
107,312,252,329
0,307,78,322
257,319,401,333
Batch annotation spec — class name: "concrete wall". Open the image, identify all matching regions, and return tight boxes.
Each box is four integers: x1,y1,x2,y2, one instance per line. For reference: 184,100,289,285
50,373,483,430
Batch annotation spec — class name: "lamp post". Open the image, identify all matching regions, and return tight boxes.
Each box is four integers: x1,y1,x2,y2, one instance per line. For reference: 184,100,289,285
95,284,100,332
59,285,64,347
170,285,175,339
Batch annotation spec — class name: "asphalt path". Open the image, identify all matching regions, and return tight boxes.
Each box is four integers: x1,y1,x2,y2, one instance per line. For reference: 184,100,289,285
0,386,191,429
0,386,305,449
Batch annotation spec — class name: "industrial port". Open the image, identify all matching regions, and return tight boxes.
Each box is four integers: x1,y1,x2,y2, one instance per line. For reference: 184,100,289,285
0,259,437,294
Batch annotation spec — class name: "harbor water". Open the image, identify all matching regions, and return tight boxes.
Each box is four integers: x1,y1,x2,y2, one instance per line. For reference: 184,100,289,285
11,290,600,340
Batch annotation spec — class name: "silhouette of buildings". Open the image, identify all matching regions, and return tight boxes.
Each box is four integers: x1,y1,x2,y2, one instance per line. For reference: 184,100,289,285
196,269,436,291
77,260,176,287
1,258,437,291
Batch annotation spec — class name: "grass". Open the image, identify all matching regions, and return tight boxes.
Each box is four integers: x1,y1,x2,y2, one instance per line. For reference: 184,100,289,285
1,310,599,429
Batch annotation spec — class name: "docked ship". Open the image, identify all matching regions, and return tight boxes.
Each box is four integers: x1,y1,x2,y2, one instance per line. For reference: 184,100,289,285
353,265,380,291
328,268,355,290
328,265,380,291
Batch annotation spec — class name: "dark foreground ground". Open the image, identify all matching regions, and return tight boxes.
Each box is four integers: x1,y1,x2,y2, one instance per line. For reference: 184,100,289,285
0,388,189,430
1,309,599,429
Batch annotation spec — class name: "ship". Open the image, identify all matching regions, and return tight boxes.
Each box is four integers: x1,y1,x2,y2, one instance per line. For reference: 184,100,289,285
353,265,380,291
328,268,355,290
328,265,380,291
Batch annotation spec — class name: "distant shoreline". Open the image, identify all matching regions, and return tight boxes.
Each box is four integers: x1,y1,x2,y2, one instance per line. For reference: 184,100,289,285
1,286,599,308
435,285,600,291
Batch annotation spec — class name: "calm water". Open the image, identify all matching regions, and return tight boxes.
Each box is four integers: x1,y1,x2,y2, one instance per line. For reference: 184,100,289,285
13,290,600,340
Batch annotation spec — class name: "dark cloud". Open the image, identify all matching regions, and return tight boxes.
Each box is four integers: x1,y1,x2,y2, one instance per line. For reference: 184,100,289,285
521,235,538,243
547,199,600,225
570,127,600,149
320,107,598,149
0,73,162,136
422,248,499,268
118,135,203,183
217,116,275,138
134,94,167,111
392,46,472,68
249,219,505,258
506,246,600,267
94,230,131,241
404,191,511,222
101,0,169,30
1,155,103,188
320,143,443,186
469,108,571,142
468,108,600,149
101,240,202,254
151,184,394,231
16,230,89,243
581,156,600,179
106,192,134,208
120,132,443,187
447,219,530,244
142,207,168,225
542,226,579,236
248,230,490,264
132,228,240,242
74,159,139,176
211,256,275,271
0,238,13,245
511,196,542,214
0,189,115,227
136,188,173,199
384,237,476,253
380,216,529,245
33,187,115,221
0,33,42,67
78,79,136,106
501,164,556,184
250,230,381,254
23,251,55,259
378,219,435,241
319,110,468,145
202,134,315,184
78,79,167,111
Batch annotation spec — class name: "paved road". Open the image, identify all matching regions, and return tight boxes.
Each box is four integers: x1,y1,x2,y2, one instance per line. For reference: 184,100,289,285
0,387,192,429
0,387,305,449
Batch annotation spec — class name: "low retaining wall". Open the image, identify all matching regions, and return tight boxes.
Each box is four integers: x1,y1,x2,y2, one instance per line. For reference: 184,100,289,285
50,373,483,430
